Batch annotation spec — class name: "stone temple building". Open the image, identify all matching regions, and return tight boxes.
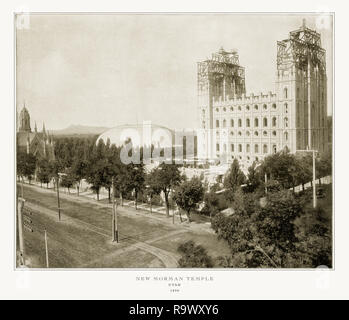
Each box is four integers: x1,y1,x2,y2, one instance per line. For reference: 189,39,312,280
16,104,55,160
196,21,329,168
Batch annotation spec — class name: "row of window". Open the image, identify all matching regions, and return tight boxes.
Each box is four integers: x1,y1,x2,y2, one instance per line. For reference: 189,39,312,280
215,117,289,128
217,130,279,137
213,102,290,114
216,143,278,154
216,131,289,140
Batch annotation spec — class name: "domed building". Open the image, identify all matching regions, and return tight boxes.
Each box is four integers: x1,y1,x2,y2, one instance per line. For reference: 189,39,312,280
16,104,55,160
97,121,197,164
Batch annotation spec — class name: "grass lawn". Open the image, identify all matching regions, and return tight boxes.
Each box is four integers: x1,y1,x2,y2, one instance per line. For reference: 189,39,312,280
17,184,230,268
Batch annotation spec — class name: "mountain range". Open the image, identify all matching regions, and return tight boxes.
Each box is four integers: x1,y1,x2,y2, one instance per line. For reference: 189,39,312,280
51,125,110,136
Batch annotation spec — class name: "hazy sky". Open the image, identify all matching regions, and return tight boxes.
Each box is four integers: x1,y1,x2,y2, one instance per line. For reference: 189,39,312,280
16,14,333,131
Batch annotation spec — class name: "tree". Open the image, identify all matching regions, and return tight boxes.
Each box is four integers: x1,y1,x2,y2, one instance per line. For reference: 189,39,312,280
70,158,88,196
211,190,305,268
86,139,108,201
60,172,75,194
173,176,204,222
37,158,51,188
17,151,36,184
177,240,213,268
317,151,332,184
152,163,182,217
261,150,298,190
246,161,263,193
128,163,145,210
223,159,246,200
145,170,162,213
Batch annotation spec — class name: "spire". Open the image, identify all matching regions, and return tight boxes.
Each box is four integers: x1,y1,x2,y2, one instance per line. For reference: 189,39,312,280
302,18,306,29
34,121,37,133
42,122,47,139
18,103,31,132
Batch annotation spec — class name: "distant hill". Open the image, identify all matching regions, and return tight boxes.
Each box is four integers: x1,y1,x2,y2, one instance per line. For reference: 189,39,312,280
51,125,110,136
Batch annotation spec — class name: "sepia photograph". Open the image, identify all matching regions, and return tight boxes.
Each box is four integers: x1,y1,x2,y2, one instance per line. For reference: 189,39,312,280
15,13,333,270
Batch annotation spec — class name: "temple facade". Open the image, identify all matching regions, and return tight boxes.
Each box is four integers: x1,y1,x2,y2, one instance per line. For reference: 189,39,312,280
197,21,328,169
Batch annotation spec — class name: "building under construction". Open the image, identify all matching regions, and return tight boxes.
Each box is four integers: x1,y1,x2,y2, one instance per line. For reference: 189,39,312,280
196,21,329,168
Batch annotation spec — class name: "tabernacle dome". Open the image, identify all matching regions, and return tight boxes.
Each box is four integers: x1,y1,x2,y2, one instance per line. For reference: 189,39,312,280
96,121,175,149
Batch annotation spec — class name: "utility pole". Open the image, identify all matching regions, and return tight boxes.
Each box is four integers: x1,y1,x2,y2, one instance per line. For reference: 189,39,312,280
112,179,118,243
312,149,317,209
56,176,61,221
17,197,26,266
264,173,268,195
44,229,49,268
308,52,312,149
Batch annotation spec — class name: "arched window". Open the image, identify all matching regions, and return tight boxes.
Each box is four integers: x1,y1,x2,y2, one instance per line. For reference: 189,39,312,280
216,144,220,152
223,119,227,128
238,119,242,127
263,131,268,136
254,105,258,110
284,87,288,99
254,118,259,127
272,117,277,127
238,144,242,152
246,131,250,136
263,144,268,154
230,131,234,137
231,119,234,127
246,105,250,111
246,118,250,127
284,117,289,128
284,103,288,114
246,144,250,153
254,144,259,154
263,104,267,110
263,117,268,127
230,106,234,112
231,144,234,152
223,107,226,112
216,119,219,128
254,131,259,136
284,131,288,141
272,130,277,136
273,145,277,153
238,131,242,136
272,103,277,110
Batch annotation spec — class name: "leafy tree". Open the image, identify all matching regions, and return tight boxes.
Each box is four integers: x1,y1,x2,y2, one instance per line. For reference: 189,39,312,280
152,163,182,217
17,151,37,184
211,190,304,268
246,161,263,193
145,170,162,213
173,176,204,222
60,171,76,194
317,151,332,184
128,163,145,210
86,139,108,201
223,159,246,200
261,150,298,190
37,158,52,188
177,240,213,268
71,157,88,196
